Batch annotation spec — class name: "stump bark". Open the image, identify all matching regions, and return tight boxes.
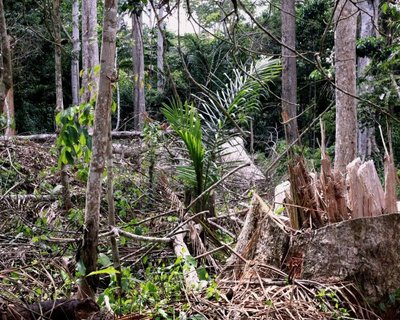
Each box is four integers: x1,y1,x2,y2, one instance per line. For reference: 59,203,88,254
250,195,400,303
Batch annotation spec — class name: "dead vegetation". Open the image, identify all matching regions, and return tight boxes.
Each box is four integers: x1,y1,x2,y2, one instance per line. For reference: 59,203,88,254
0,138,398,319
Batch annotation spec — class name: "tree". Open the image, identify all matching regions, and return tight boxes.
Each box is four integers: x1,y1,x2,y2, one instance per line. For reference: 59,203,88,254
132,8,145,131
81,0,100,104
71,0,80,106
157,2,165,93
357,0,379,160
281,0,299,144
334,0,357,173
53,0,63,115
0,0,15,136
79,0,118,299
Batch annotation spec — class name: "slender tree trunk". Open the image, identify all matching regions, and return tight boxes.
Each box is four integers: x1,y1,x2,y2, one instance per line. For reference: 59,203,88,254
53,0,72,210
107,110,122,297
81,0,100,104
132,12,145,131
334,0,357,173
0,0,15,137
157,4,165,93
79,0,118,299
71,0,81,106
53,0,63,115
281,0,299,145
115,50,121,130
357,0,378,160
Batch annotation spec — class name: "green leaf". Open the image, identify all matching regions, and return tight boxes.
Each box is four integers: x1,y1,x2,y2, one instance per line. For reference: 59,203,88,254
87,267,120,276
197,267,209,281
98,253,112,267
76,259,86,276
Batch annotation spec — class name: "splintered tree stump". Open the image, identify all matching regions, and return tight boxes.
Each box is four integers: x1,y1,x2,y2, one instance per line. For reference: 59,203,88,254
252,202,400,303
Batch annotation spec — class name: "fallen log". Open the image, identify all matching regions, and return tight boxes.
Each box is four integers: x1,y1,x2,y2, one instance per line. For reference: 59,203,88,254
1,298,100,320
0,131,143,142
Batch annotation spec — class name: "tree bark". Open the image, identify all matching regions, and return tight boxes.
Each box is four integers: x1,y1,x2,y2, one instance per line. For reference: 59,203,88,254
281,0,299,144
357,0,378,160
157,3,165,93
334,0,357,173
71,0,81,106
53,0,72,211
0,0,15,137
80,0,118,299
81,0,100,104
53,0,63,115
132,11,145,131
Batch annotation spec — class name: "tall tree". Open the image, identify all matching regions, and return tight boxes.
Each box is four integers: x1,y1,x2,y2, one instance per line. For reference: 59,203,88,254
80,0,118,299
157,2,165,93
132,8,145,131
334,0,357,173
53,0,63,115
81,0,100,104
71,0,81,106
281,0,299,144
357,0,379,160
0,0,15,136
53,0,73,210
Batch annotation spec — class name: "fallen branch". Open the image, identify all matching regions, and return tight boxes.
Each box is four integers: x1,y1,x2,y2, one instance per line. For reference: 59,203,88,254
1,131,143,142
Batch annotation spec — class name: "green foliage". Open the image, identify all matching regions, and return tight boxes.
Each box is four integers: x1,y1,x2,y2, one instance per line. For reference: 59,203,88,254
55,103,94,166
162,99,207,211
315,288,350,319
97,257,213,317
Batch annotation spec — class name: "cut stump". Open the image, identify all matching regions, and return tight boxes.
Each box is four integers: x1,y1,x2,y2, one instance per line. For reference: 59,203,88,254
240,194,400,303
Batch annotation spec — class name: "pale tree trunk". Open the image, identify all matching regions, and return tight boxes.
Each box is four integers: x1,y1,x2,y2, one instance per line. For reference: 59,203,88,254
157,3,165,93
79,0,118,299
357,0,378,160
132,11,145,131
114,50,121,130
81,0,100,104
53,0,72,210
334,0,358,173
71,0,80,106
53,0,63,115
0,0,15,137
281,0,299,144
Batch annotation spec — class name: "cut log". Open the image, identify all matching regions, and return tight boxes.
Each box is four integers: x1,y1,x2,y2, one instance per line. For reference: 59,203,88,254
0,131,143,142
220,137,265,187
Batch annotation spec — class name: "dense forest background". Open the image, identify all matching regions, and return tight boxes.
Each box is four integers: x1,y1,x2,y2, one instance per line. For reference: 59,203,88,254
1,0,400,319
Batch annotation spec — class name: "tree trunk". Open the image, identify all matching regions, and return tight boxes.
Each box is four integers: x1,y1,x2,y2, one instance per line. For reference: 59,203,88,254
357,0,378,160
157,3,165,93
71,0,80,106
132,12,145,131
80,0,118,299
334,0,357,173
281,0,298,144
53,0,72,211
53,0,63,115
0,0,15,137
81,0,100,104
